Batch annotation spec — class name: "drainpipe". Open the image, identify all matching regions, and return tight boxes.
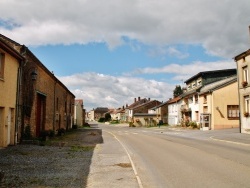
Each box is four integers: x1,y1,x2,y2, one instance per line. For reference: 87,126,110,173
14,62,22,144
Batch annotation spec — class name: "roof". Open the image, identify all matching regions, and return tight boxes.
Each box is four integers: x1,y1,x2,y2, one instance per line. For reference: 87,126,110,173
184,69,236,83
126,98,148,109
234,49,250,61
180,86,201,98
130,100,160,110
75,99,83,105
0,34,75,98
150,101,167,110
0,38,24,61
167,96,181,104
199,75,237,95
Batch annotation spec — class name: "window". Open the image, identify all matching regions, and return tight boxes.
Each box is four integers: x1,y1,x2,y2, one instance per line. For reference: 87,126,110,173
227,105,239,119
195,94,198,104
204,95,207,104
192,82,196,88
244,96,250,113
0,53,5,79
197,79,202,86
243,66,248,82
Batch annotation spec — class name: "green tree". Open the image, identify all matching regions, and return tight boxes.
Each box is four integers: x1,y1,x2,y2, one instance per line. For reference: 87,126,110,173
173,85,183,97
105,113,111,121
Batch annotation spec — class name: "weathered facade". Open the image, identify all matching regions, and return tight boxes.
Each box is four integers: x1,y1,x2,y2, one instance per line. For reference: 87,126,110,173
0,34,75,141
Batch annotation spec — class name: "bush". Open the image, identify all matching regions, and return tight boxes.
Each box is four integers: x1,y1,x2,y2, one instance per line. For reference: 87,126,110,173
189,121,198,129
83,122,90,127
40,130,49,141
23,125,32,140
57,128,66,136
98,117,106,122
48,129,55,137
129,122,135,127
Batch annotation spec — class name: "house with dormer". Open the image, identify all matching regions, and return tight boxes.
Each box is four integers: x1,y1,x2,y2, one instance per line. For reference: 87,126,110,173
181,69,237,124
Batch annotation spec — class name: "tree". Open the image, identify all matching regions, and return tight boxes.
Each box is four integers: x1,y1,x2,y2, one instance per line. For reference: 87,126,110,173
173,85,183,97
105,113,111,121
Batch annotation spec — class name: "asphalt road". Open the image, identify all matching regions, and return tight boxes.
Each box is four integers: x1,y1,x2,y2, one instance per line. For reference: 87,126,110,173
100,124,250,188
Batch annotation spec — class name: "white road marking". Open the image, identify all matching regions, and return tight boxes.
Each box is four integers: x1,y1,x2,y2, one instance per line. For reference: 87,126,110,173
210,136,250,146
106,131,143,188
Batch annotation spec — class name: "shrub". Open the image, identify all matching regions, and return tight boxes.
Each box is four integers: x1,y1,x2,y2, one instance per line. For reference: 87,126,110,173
129,122,135,127
83,122,90,127
98,117,106,122
48,129,55,137
57,128,66,136
23,125,32,140
40,130,49,141
189,121,198,129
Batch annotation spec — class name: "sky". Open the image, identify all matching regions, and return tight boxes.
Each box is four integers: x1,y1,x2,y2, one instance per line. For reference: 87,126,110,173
0,0,250,111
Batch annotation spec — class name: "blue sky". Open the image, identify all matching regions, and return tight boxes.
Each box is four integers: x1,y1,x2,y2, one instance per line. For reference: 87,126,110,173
0,0,249,111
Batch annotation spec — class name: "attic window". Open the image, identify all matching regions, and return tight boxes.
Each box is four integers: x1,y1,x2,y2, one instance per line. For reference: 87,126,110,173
197,80,202,86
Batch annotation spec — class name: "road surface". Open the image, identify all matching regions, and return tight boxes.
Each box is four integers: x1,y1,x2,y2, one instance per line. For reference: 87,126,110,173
100,124,250,188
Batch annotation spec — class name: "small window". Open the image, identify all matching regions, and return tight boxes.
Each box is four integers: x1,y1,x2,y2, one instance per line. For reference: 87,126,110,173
0,53,5,79
243,66,248,82
227,105,239,119
244,96,250,113
204,95,207,104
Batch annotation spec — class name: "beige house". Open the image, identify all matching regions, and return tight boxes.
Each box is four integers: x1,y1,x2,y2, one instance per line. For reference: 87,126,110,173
0,38,24,147
74,99,85,126
199,76,239,130
234,49,250,134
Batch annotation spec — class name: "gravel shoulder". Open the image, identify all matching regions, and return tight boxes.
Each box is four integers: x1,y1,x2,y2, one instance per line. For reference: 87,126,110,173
0,128,103,188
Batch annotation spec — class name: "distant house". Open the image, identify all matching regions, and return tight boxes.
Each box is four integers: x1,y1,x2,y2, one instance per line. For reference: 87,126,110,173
131,99,162,127
149,101,168,124
0,38,24,147
93,107,109,120
125,97,149,122
181,69,237,124
168,96,182,126
199,76,239,130
234,49,250,134
74,99,85,126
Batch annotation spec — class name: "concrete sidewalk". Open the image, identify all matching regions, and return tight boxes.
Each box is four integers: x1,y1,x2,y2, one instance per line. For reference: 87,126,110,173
86,129,140,188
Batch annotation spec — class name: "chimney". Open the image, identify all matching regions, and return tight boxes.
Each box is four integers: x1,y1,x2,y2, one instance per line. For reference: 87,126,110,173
134,98,137,103
138,97,140,101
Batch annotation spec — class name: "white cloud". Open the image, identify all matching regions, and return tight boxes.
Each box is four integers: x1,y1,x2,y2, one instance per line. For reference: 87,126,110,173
133,60,236,81
57,72,172,111
0,0,249,57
